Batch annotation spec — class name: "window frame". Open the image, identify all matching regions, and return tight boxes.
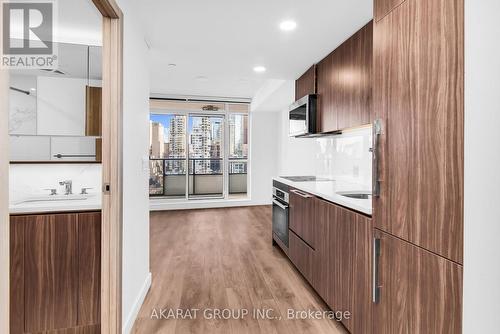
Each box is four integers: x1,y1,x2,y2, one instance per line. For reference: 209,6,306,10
149,101,250,200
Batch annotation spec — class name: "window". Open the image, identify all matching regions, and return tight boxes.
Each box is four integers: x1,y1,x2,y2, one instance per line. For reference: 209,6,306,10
228,114,248,194
149,101,249,199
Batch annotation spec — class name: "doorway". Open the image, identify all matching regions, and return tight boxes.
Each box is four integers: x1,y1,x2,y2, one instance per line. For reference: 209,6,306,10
0,0,124,333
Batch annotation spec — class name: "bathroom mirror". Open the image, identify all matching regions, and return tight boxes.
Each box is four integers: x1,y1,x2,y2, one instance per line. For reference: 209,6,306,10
9,41,102,162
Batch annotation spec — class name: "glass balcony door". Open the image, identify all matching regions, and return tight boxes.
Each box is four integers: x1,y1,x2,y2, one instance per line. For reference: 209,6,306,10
149,114,187,198
188,115,225,199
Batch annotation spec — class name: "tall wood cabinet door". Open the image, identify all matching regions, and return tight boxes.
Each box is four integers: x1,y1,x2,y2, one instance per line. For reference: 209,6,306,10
327,205,355,332
24,214,79,333
408,0,464,264
373,0,463,263
78,212,101,326
289,189,316,248
373,1,412,241
373,229,462,334
374,0,406,22
295,65,316,100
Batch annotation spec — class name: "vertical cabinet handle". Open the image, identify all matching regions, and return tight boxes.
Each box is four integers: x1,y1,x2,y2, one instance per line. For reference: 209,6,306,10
372,237,381,304
372,119,382,197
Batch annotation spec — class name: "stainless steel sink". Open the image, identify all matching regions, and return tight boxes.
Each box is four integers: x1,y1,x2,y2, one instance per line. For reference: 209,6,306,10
337,191,372,200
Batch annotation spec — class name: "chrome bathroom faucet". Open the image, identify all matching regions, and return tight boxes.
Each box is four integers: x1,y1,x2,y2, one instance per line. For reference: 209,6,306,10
59,180,73,195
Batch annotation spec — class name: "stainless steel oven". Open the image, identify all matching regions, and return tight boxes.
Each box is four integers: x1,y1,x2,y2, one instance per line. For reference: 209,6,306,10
272,182,290,247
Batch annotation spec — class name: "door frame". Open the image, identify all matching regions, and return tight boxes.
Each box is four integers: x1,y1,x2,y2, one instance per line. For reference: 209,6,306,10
0,0,124,333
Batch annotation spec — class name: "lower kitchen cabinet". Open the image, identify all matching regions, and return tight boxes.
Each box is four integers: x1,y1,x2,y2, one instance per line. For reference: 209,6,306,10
289,229,315,284
289,188,316,248
327,205,356,331
312,199,372,334
372,229,463,334
10,212,101,334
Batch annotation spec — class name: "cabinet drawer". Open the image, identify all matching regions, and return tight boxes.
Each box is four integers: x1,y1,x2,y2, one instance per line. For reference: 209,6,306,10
289,230,314,284
289,188,316,248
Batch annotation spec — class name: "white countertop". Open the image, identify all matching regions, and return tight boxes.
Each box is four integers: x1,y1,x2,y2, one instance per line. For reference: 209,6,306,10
9,194,102,215
273,176,372,216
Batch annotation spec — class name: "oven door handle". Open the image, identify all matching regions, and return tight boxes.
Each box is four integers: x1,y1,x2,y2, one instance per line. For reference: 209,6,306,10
273,199,289,210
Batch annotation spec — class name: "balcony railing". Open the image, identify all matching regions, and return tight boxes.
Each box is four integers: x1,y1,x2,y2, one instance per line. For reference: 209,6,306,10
149,158,247,197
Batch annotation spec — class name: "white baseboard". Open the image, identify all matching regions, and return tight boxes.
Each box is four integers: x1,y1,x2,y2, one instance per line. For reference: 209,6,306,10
122,272,152,334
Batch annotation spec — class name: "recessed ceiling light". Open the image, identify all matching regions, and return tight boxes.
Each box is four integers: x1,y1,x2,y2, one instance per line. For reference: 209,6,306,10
168,63,177,67
195,76,209,82
280,20,297,31
253,66,266,73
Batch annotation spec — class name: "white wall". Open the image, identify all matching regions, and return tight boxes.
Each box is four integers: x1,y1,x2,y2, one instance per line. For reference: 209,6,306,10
115,0,151,333
463,1,500,333
248,111,279,204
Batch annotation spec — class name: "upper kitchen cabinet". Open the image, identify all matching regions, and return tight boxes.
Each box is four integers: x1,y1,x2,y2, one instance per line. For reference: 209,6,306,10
374,0,406,22
373,0,464,263
315,21,373,133
295,65,316,100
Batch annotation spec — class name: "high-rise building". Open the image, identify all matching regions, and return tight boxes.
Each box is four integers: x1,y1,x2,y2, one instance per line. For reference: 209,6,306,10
168,116,186,158
150,121,165,158
190,117,213,173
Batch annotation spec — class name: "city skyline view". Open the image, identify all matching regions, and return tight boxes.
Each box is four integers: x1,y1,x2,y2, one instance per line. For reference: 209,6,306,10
149,112,248,197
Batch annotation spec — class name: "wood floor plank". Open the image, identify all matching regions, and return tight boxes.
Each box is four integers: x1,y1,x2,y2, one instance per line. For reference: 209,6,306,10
132,206,347,334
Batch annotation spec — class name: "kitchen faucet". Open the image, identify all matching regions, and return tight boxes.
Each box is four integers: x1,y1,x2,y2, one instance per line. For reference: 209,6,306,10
59,180,73,195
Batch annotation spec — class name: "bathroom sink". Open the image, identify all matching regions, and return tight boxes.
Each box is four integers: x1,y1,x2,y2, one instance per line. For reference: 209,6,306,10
13,194,94,205
336,191,372,200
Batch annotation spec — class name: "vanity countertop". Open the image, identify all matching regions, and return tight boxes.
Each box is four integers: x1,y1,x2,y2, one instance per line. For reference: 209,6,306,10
273,176,372,216
9,194,102,215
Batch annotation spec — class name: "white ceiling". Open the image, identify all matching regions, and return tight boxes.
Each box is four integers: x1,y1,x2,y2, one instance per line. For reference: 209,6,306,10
139,0,373,99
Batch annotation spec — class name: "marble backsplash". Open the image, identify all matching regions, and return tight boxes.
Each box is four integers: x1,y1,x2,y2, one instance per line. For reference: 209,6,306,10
9,163,102,202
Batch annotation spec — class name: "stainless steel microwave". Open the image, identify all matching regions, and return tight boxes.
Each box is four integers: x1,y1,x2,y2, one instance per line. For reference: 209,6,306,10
289,94,317,137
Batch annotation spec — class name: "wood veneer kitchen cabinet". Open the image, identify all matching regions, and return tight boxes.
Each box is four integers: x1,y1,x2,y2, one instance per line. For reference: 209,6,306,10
289,188,316,248
289,230,314,284
311,198,372,334
373,0,464,264
328,205,356,332
374,0,406,22
9,212,101,334
295,65,316,100
372,229,463,334
315,21,373,133
316,48,338,132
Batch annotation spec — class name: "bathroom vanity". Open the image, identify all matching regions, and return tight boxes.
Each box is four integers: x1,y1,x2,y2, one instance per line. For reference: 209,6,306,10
10,211,101,334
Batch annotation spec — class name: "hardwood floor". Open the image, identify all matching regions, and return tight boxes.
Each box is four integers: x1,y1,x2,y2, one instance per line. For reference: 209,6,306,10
132,206,347,334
